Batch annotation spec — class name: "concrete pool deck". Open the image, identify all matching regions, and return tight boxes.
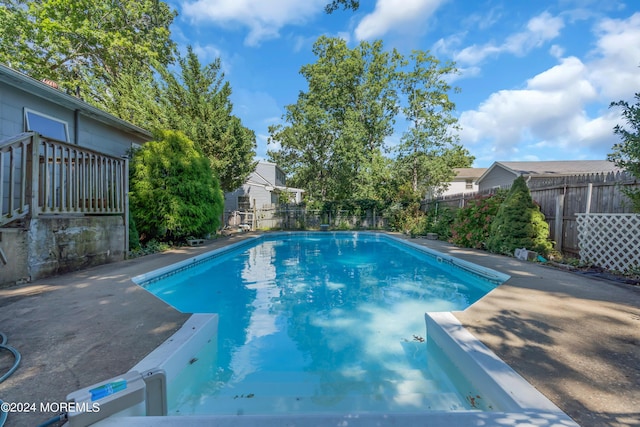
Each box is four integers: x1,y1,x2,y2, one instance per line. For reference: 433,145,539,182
0,232,638,427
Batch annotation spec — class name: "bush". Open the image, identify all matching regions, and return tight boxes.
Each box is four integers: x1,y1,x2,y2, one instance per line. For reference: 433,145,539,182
129,210,140,250
485,176,553,256
130,130,224,243
423,206,455,240
450,192,506,248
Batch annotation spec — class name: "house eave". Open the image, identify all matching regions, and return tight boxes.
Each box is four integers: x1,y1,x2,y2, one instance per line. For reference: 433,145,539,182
0,64,152,140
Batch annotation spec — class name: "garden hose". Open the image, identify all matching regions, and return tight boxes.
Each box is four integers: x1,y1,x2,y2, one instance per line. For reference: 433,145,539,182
0,332,22,427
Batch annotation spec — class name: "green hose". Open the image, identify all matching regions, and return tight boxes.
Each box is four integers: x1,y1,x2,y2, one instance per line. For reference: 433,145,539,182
0,332,22,427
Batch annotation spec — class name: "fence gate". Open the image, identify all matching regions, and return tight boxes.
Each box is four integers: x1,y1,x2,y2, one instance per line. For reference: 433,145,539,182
577,213,640,272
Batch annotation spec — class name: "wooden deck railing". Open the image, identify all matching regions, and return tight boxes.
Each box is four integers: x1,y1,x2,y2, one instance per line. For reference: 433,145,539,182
1,132,127,227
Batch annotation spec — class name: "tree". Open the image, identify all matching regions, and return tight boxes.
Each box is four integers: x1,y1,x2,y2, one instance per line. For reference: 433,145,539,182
268,37,470,203
101,63,168,132
0,0,176,102
158,47,256,192
609,94,640,211
395,51,473,200
129,130,224,243
269,36,401,201
325,0,359,13
105,47,257,192
485,176,553,256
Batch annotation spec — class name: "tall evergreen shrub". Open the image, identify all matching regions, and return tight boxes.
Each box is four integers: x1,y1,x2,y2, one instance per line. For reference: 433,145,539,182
130,130,224,243
485,176,553,256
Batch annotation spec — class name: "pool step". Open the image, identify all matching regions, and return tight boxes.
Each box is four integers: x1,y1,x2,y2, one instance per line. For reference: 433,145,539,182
218,369,445,397
171,369,471,415
173,391,468,415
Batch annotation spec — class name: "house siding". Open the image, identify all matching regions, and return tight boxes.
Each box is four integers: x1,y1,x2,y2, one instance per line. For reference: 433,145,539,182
254,162,286,187
78,116,147,157
442,179,478,197
1,83,146,156
479,167,518,192
224,182,274,212
1,84,76,141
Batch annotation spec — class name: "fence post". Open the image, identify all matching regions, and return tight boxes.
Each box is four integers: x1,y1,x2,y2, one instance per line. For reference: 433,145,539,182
585,183,593,214
123,157,129,258
554,194,564,252
253,199,257,230
30,133,40,218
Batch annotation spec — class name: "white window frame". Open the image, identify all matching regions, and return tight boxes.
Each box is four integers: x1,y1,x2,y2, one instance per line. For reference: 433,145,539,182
24,108,70,142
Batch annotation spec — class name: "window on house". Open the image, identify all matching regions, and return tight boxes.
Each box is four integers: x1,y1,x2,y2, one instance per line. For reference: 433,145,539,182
465,179,473,189
24,108,69,142
238,195,250,211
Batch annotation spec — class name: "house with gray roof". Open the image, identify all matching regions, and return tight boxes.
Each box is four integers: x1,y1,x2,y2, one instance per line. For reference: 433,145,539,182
223,161,304,229
476,160,621,193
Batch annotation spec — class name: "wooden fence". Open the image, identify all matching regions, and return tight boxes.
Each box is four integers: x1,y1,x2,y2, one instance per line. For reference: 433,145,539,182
424,172,640,256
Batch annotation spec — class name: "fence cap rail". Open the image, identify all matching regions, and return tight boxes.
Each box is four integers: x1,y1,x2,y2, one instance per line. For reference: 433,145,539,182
1,131,35,149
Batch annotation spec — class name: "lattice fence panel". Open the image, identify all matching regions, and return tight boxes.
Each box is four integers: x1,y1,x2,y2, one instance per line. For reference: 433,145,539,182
577,213,640,272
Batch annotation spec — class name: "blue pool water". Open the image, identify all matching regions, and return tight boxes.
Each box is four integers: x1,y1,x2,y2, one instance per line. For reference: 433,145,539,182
139,232,506,415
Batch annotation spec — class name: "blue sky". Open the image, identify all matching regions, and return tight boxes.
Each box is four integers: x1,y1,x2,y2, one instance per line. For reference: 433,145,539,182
167,0,640,168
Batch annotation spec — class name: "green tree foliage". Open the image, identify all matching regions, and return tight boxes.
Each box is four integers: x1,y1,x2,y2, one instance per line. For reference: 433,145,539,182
129,130,223,243
485,177,553,256
269,36,399,201
609,94,640,211
325,0,359,13
0,0,176,101
269,37,470,203
450,192,507,249
396,50,472,200
159,47,256,192
105,47,257,192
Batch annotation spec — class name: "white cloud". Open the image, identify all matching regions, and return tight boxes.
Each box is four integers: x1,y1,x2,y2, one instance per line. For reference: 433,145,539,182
459,12,640,164
459,57,605,159
549,44,565,58
587,12,640,100
181,0,326,46
455,12,564,65
354,0,448,40
190,43,223,63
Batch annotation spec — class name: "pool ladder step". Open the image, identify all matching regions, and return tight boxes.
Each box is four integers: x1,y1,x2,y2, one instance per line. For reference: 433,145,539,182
173,390,468,415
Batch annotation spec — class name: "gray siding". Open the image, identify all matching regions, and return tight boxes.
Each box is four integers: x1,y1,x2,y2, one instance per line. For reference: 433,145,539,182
224,183,274,212
1,84,76,141
255,162,286,187
1,82,146,156
78,115,147,157
478,167,518,192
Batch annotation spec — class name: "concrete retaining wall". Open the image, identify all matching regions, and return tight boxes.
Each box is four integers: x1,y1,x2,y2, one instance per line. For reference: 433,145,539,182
0,216,125,287
0,227,30,285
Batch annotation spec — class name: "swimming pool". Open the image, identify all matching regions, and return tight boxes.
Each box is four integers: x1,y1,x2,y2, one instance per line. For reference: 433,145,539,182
135,232,508,416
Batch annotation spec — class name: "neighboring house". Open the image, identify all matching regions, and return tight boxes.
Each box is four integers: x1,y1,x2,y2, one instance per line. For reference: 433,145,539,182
0,64,152,286
438,168,488,198
476,160,621,192
223,161,304,225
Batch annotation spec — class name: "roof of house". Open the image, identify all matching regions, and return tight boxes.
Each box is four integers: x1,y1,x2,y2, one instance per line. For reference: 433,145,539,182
0,63,151,140
453,168,488,179
478,160,621,183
